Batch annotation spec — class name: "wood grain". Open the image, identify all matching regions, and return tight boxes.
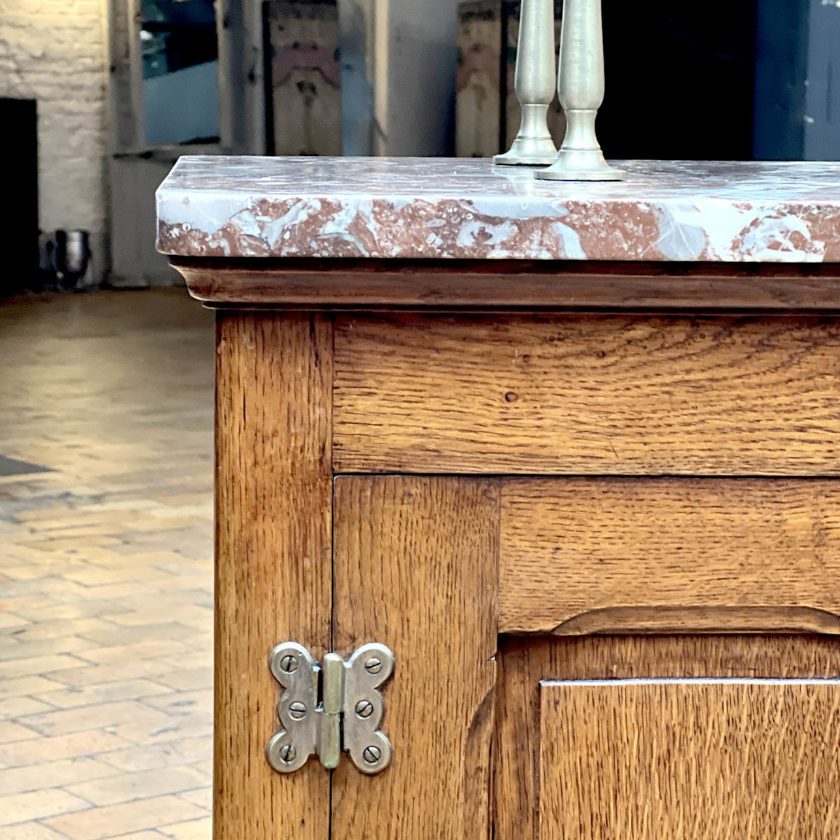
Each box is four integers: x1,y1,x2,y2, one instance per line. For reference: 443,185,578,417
332,476,499,840
540,679,840,840
501,478,840,634
173,257,840,310
334,314,840,474
493,635,840,840
215,313,332,840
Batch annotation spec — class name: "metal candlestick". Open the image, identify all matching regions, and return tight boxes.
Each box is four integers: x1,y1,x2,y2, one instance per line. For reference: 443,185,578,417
493,0,558,166
536,0,625,181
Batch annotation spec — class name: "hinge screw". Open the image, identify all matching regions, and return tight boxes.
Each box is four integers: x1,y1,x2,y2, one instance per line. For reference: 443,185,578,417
278,744,297,764
355,699,374,718
364,656,383,675
288,701,306,719
279,654,298,673
362,745,382,764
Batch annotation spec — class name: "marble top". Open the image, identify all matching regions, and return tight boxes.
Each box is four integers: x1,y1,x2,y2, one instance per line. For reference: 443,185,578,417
157,157,840,263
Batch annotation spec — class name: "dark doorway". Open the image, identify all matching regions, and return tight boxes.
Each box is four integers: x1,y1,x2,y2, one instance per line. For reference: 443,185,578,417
598,0,759,161
1,98,39,295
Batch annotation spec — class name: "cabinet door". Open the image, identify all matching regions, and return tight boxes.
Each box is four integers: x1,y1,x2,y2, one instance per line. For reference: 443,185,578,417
331,476,840,840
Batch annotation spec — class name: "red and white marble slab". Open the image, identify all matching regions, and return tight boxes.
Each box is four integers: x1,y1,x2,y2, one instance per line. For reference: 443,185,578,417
156,157,840,263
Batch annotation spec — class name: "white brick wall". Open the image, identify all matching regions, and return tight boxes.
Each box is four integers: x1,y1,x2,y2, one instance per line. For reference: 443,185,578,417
0,0,109,245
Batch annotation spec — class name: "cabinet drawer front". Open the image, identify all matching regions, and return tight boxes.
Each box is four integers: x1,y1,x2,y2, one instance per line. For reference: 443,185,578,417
500,478,840,635
539,679,840,840
334,315,840,475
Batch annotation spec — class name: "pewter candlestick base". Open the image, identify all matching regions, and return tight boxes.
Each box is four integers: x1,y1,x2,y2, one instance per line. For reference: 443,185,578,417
494,0,557,166
537,109,625,181
494,105,558,165
536,0,625,182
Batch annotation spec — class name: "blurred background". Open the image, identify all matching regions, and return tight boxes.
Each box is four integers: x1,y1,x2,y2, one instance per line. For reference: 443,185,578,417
1,0,839,294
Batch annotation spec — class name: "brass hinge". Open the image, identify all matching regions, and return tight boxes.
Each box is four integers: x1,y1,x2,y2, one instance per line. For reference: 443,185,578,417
266,642,395,775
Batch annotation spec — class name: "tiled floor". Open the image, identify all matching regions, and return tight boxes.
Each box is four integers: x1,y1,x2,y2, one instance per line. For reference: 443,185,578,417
0,289,215,840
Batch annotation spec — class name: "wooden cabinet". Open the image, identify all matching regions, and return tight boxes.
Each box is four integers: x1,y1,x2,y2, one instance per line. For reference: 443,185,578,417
203,303,840,840
158,151,840,840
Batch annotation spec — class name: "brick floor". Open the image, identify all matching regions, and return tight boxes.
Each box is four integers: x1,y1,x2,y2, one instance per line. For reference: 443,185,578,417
0,290,214,839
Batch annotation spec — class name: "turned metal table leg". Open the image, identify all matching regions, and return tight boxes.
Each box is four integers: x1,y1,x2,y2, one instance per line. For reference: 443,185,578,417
536,0,625,181
494,0,558,166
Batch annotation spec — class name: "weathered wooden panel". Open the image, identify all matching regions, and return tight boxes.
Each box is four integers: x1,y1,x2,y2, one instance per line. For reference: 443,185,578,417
264,1,342,156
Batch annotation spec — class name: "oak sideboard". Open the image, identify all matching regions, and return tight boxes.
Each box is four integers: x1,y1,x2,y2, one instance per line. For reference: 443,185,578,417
158,157,840,840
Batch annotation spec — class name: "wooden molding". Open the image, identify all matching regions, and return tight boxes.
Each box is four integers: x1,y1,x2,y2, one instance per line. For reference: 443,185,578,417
173,258,840,310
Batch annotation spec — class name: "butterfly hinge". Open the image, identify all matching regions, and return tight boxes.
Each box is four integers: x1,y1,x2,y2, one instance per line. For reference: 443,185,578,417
266,641,395,775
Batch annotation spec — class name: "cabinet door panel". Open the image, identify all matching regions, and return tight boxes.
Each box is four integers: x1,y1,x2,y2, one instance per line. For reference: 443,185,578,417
539,679,840,840
495,636,840,840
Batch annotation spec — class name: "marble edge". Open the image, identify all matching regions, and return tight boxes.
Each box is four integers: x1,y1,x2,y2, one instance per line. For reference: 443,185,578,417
155,158,840,264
